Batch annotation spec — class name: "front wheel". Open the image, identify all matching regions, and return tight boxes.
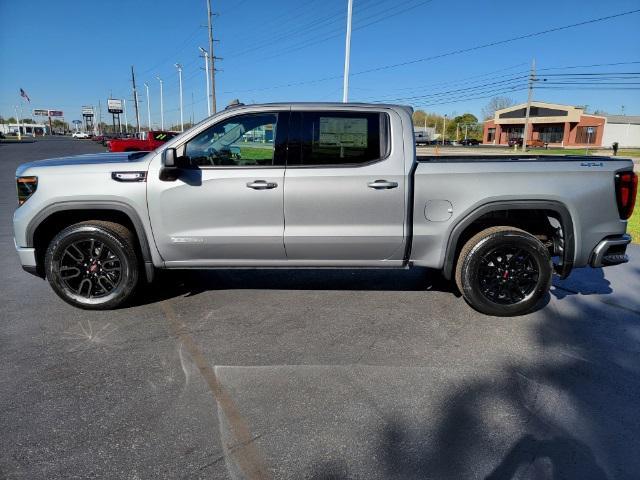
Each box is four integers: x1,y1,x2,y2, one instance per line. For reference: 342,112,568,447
44,221,140,310
455,226,552,316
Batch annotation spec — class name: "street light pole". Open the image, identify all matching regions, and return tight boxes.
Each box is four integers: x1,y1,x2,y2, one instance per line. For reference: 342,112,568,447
175,63,184,132
144,83,151,131
156,76,164,130
342,0,354,103
199,47,211,116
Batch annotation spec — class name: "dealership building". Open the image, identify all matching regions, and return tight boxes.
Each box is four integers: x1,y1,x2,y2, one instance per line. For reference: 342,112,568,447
483,101,640,148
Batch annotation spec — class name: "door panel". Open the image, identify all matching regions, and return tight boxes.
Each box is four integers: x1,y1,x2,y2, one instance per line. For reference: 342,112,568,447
283,109,406,262
146,110,287,264
148,168,285,263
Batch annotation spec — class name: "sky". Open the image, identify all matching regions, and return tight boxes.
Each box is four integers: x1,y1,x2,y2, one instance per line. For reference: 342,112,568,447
1,0,639,128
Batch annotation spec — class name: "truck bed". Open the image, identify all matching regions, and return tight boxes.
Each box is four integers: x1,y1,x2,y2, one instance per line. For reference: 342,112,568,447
410,154,634,272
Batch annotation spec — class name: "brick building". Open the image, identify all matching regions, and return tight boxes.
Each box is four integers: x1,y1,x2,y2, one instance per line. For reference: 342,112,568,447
483,101,606,147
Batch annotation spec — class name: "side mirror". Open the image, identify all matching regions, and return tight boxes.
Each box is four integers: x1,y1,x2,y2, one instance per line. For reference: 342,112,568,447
163,147,177,167
160,148,192,181
160,148,180,181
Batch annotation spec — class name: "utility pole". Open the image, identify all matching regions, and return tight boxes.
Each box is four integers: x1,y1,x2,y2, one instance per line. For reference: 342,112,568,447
175,63,184,132
157,76,164,130
131,65,141,133
98,100,102,135
123,99,128,134
442,114,447,146
206,0,217,113
144,82,151,131
342,0,354,103
522,58,536,152
199,47,211,116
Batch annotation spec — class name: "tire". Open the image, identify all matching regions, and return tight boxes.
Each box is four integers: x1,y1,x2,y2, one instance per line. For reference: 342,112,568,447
455,226,552,316
44,221,140,310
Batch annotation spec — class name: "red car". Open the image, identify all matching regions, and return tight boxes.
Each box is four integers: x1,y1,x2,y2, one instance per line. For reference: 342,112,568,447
107,131,178,152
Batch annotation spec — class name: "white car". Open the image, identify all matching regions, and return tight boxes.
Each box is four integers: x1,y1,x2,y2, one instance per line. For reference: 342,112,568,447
72,132,90,139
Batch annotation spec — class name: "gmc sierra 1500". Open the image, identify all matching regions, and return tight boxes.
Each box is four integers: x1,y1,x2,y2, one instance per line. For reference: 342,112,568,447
13,103,636,315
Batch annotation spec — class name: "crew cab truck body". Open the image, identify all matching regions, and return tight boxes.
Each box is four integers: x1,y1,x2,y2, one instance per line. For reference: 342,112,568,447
107,130,177,152
13,103,636,315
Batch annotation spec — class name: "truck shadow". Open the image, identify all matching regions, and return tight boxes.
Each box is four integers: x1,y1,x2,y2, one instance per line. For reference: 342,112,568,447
552,266,613,299
133,267,459,307
372,297,640,479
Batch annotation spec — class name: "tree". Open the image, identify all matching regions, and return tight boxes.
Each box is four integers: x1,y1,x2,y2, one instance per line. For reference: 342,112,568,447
481,96,515,120
413,110,449,134
448,113,481,140
7,117,17,123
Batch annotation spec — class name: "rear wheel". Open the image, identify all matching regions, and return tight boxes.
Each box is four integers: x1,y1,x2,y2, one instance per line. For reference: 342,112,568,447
455,226,552,316
44,221,140,310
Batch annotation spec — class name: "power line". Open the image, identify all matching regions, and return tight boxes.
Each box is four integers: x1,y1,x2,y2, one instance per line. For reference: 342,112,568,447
221,10,640,94
224,0,412,59
232,0,435,65
412,86,529,109
372,75,528,102
350,9,640,77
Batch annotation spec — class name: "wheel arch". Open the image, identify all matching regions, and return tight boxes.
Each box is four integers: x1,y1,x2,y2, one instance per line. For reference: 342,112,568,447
27,201,155,282
442,200,575,280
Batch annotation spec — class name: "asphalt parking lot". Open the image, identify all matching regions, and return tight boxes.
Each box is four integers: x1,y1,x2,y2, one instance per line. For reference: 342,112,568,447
1,137,639,479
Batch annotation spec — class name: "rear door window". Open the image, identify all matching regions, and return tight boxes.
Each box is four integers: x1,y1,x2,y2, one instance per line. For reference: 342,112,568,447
289,111,388,166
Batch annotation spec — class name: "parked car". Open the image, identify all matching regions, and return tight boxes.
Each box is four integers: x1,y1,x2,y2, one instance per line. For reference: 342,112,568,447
527,138,547,148
414,131,431,146
13,103,636,316
72,132,90,139
107,131,178,152
459,138,481,146
508,138,546,148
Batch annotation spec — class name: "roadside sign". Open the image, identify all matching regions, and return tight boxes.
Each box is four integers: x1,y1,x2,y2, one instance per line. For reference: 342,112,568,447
33,109,49,116
107,99,123,114
82,106,94,115
72,120,82,125
49,110,64,117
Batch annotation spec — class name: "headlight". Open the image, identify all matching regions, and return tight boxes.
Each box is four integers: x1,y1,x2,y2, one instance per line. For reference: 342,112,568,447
16,176,38,206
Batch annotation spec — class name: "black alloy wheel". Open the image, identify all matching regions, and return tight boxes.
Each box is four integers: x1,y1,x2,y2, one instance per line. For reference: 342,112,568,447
45,221,140,310
58,238,122,298
455,226,552,316
476,245,539,305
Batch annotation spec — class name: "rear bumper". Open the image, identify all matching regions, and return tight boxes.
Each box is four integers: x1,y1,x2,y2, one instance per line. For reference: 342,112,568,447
590,234,631,267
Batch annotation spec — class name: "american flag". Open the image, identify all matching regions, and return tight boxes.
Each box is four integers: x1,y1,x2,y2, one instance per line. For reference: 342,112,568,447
19,88,30,103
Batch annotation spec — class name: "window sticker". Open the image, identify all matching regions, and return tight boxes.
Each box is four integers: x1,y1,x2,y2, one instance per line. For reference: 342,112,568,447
318,117,368,148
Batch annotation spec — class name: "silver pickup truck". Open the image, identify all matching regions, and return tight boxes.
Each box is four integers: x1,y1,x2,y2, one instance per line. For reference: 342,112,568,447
13,103,637,316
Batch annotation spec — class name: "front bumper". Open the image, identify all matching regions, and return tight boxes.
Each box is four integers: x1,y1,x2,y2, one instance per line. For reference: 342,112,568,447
590,234,632,267
14,239,40,277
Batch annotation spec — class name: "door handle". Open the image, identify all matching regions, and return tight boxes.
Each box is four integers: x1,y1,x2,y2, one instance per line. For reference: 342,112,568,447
368,179,398,190
246,180,278,190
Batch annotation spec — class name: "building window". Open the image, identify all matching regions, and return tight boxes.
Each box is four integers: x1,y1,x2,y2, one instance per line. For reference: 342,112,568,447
487,128,496,142
504,126,523,140
536,124,564,143
575,126,598,144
